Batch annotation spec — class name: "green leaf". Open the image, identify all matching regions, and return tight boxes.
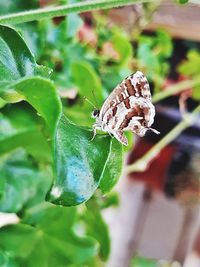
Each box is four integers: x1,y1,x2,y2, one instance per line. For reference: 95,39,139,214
0,97,6,108
111,32,133,66
0,250,19,267
131,256,157,267
0,25,48,90
0,25,61,137
1,76,62,139
13,77,62,137
0,23,55,103
0,205,98,266
0,0,38,15
84,201,110,261
137,43,160,77
71,61,103,106
0,104,51,161
177,0,189,4
0,149,52,213
99,138,123,193
137,30,172,85
155,30,172,58
65,104,94,127
101,192,119,209
2,77,61,153
178,50,200,77
178,50,200,100
67,13,83,38
47,115,121,206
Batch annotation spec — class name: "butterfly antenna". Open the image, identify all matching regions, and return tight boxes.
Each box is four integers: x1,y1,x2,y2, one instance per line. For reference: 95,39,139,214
92,89,99,109
83,96,96,109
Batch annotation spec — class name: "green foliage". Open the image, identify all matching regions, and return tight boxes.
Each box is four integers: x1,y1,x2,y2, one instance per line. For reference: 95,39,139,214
0,0,194,266
83,201,110,261
0,149,52,212
0,0,38,15
0,25,46,91
178,50,200,99
13,77,62,137
0,204,99,267
0,104,51,161
71,61,103,106
99,139,123,194
111,32,133,66
47,115,118,206
177,0,189,4
137,30,173,90
131,256,158,267
0,9,123,266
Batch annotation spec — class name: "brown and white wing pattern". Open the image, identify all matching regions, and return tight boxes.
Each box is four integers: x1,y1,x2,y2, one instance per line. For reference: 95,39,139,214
99,71,151,121
94,71,158,146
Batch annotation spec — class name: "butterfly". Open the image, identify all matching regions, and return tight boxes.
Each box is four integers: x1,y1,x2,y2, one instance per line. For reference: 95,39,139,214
91,71,160,146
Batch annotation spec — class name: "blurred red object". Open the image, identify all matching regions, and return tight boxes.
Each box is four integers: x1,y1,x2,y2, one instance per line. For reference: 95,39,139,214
101,41,120,60
78,24,98,48
127,138,177,191
39,0,56,7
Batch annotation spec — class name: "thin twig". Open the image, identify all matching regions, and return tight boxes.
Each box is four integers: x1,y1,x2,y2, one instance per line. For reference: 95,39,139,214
152,77,200,103
0,0,155,25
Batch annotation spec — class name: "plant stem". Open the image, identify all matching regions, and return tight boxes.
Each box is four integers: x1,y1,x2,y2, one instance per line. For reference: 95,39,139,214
0,0,155,25
126,104,200,174
152,77,200,103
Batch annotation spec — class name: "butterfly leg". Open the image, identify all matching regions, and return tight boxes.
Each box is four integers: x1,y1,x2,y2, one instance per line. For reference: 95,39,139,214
108,132,114,138
91,124,97,141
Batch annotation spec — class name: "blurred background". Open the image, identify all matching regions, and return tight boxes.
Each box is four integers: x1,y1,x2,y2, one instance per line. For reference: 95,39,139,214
0,1,200,267
103,2,200,267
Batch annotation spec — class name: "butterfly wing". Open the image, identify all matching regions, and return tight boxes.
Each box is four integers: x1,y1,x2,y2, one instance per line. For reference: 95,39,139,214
95,71,157,145
99,71,151,121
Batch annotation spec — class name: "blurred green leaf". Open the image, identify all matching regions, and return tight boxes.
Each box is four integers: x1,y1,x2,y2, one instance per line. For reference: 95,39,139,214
0,104,51,161
0,204,98,267
47,115,118,206
111,32,133,66
0,25,61,137
0,149,52,213
65,104,94,127
67,13,83,38
131,256,157,267
0,250,19,267
101,192,119,209
12,77,62,137
137,42,160,76
0,25,49,90
71,61,103,106
178,50,200,77
137,30,172,86
155,30,172,58
193,84,200,99
99,139,123,193
0,98,6,108
101,66,130,96
177,0,189,4
178,50,200,100
0,0,38,15
84,201,110,261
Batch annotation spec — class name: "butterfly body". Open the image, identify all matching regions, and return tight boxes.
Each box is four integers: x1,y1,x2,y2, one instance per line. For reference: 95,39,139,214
92,71,159,146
